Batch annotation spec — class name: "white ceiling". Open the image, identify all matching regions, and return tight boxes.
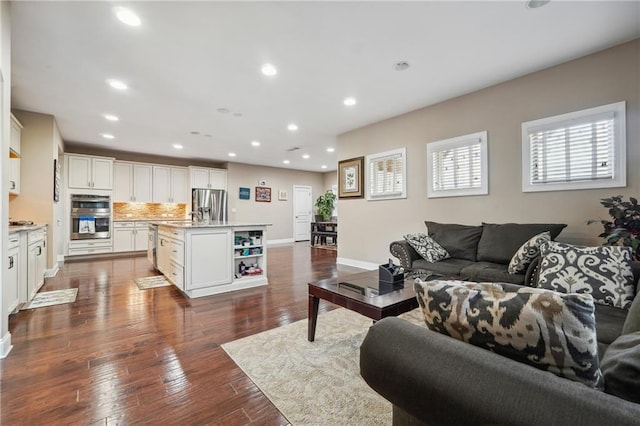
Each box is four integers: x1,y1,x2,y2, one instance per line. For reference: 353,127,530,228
10,1,640,172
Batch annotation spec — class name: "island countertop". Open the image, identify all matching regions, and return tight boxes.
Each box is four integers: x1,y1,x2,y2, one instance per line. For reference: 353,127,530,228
149,221,272,229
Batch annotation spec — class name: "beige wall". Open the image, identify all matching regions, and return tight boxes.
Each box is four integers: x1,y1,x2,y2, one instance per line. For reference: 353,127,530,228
227,162,325,241
337,39,640,266
323,171,337,192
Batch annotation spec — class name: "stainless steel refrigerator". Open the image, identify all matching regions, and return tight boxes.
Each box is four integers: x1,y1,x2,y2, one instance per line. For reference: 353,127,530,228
192,188,228,222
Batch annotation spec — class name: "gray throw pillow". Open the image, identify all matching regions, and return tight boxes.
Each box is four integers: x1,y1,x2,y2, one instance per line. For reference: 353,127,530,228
537,241,636,309
424,221,483,261
601,331,640,403
414,279,602,389
507,231,551,275
403,233,450,263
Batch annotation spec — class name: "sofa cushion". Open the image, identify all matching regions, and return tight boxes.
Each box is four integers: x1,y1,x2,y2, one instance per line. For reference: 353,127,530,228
424,221,483,261
412,258,474,276
414,279,602,389
601,331,640,403
460,262,525,285
476,223,567,264
594,304,627,346
403,233,450,263
508,232,551,275
537,241,636,309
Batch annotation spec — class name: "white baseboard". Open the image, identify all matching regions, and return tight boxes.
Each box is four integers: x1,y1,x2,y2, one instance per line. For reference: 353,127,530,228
45,263,60,278
336,257,378,270
57,255,65,263
0,331,13,359
267,238,295,246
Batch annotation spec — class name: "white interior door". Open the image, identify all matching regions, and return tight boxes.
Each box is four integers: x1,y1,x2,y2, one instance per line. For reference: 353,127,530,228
293,185,312,242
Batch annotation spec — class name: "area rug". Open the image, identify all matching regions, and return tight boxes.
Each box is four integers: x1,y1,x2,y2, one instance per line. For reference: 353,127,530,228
21,288,78,310
222,307,425,425
134,275,170,290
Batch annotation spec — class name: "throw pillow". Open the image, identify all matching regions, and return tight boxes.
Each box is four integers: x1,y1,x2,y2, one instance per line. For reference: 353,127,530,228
424,221,483,261
403,233,450,263
537,241,636,309
507,231,551,275
601,331,640,403
414,279,602,388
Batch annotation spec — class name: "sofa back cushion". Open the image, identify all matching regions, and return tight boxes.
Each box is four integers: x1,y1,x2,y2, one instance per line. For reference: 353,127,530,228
424,221,483,261
476,222,567,264
414,279,603,389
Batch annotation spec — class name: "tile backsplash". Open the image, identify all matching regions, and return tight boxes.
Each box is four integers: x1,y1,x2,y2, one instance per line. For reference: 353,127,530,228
113,202,188,220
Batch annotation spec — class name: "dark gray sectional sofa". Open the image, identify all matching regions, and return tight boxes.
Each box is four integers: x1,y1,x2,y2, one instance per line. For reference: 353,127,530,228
390,222,567,285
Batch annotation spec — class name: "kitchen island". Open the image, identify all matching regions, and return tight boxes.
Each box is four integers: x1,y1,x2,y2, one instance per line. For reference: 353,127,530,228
150,221,270,298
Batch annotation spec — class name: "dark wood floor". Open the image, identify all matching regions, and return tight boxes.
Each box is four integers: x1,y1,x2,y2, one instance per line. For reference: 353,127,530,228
0,243,363,425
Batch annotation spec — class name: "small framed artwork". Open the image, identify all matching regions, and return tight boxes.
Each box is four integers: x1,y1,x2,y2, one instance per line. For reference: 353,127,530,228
255,186,272,202
338,156,364,199
239,187,251,200
278,189,288,201
53,159,61,202
258,179,267,186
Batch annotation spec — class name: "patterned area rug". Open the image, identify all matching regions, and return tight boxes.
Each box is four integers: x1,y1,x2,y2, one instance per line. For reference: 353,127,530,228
222,307,426,425
134,275,170,290
21,288,78,310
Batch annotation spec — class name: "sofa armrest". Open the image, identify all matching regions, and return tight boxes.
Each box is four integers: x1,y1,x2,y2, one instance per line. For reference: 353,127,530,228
360,317,640,426
389,240,421,270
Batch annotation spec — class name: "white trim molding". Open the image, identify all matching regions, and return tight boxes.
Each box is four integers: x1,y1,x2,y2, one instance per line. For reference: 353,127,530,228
0,331,13,359
336,257,378,270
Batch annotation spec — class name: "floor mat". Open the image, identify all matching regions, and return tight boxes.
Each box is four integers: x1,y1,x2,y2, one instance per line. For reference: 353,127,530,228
21,288,78,310
134,275,171,290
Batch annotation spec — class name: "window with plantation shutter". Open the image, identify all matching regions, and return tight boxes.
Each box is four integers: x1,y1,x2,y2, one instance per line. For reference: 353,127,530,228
522,102,626,192
427,131,488,198
366,148,406,200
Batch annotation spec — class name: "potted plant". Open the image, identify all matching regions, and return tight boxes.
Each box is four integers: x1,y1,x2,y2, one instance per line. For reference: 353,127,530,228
588,195,640,260
315,190,337,222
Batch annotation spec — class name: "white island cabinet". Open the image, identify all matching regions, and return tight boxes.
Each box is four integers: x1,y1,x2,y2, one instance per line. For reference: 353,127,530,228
153,222,269,298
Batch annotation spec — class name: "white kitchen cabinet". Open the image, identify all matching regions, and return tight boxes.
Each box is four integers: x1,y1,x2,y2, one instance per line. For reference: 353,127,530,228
66,154,114,190
113,161,152,202
27,228,46,301
68,240,112,256
9,157,20,195
152,166,189,203
10,113,22,156
188,166,227,190
113,221,148,252
185,229,233,290
5,234,21,314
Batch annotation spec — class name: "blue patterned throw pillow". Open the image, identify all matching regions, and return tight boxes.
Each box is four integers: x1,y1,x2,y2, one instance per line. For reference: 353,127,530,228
414,279,602,389
537,241,635,309
403,233,450,263
507,231,551,275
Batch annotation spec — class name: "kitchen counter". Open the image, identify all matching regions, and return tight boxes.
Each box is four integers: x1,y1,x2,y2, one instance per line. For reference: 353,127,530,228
8,224,47,233
149,220,271,229
113,218,189,222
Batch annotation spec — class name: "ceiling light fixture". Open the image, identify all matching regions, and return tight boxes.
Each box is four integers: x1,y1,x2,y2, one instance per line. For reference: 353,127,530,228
287,123,298,132
343,97,357,106
283,160,290,165
261,63,277,76
101,133,114,139
526,0,550,8
302,154,310,159
228,152,237,157
321,165,327,169
326,147,335,153
103,114,119,121
172,144,183,149
107,79,128,90
251,140,261,147
114,7,141,26
394,61,410,71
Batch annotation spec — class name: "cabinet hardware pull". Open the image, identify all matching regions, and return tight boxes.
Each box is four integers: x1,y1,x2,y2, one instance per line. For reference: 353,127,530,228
8,256,14,269
10,181,15,189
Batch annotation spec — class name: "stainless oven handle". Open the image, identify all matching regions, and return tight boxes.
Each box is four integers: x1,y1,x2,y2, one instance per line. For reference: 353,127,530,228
70,212,111,218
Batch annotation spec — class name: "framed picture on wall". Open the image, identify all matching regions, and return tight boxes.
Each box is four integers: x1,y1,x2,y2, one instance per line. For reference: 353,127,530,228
255,186,271,202
338,156,364,199
239,187,251,200
53,159,61,202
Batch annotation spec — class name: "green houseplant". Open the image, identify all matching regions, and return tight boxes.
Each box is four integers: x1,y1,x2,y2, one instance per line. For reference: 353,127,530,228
315,190,337,222
588,195,640,260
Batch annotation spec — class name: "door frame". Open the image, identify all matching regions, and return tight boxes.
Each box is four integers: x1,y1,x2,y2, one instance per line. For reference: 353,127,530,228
292,185,313,242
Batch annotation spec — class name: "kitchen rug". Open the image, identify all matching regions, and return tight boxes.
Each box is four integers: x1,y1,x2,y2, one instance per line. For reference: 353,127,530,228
21,288,78,310
134,275,171,290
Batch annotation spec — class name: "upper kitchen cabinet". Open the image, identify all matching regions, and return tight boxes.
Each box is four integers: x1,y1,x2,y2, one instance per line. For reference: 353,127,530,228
10,113,22,157
189,166,227,190
153,165,189,203
114,161,153,202
66,154,114,190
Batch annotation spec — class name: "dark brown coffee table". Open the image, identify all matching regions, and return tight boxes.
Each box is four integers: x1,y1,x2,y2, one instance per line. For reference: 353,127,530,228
307,269,421,341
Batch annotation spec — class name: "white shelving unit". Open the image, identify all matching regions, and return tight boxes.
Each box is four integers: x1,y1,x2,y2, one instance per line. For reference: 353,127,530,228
233,229,265,280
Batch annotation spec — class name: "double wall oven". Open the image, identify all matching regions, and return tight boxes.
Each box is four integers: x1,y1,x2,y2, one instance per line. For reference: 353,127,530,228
70,194,111,240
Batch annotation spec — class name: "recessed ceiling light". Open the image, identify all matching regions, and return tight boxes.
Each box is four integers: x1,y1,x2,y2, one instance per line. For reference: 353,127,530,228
302,154,310,159
526,0,550,8
172,144,183,150
393,61,410,71
228,152,237,157
101,133,114,139
261,63,277,76
326,147,335,153
283,160,290,165
251,140,261,147
343,97,357,106
321,165,327,169
114,7,141,27
103,114,119,121
107,79,128,90
287,123,298,132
